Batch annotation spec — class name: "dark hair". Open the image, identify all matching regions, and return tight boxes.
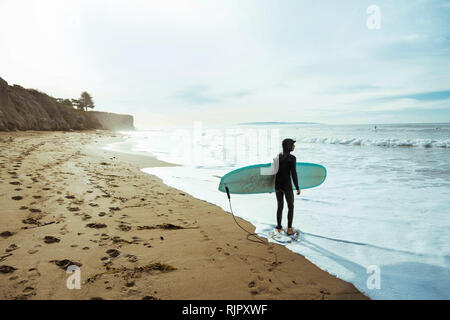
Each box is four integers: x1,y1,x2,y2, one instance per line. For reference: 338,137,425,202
280,138,296,159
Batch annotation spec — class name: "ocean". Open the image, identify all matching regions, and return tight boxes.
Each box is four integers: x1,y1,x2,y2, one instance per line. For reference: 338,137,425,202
104,122,450,299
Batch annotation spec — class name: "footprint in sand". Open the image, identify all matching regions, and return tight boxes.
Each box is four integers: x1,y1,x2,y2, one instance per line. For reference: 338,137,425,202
0,231,14,238
100,234,110,241
118,224,131,232
43,236,60,244
126,254,138,263
0,253,13,262
5,244,20,252
86,223,107,229
22,218,39,225
0,265,17,274
23,286,35,294
27,245,41,255
106,249,120,258
28,268,41,280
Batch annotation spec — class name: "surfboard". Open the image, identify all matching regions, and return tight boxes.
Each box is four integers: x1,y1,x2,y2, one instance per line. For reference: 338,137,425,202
218,162,326,194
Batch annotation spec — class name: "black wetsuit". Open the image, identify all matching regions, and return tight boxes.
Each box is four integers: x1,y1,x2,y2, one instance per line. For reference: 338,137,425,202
275,153,299,230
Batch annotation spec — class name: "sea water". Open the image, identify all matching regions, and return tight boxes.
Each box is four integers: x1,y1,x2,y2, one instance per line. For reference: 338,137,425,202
104,123,450,299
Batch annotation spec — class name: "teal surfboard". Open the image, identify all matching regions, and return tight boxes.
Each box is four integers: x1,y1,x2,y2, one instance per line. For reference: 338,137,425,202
218,162,327,194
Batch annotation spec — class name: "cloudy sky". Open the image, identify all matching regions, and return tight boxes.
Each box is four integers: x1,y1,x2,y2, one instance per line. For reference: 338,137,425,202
0,0,449,128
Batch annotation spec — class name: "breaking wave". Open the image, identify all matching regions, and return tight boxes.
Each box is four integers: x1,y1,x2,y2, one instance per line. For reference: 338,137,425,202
300,137,450,148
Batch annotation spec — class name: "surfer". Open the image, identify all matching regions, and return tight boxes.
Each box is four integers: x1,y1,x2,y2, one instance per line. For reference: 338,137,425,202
275,138,300,236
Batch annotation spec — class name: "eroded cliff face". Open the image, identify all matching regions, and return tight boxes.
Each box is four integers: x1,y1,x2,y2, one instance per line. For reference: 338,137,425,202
88,111,134,130
0,77,134,131
0,77,102,131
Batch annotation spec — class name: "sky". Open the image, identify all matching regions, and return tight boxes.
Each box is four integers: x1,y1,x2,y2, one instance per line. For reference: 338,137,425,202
0,0,449,128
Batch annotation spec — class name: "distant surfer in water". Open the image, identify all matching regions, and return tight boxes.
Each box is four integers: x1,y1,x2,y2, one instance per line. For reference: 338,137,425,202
274,138,300,236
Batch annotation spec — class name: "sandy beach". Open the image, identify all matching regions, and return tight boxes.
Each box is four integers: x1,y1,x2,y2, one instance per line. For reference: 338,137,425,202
0,130,367,300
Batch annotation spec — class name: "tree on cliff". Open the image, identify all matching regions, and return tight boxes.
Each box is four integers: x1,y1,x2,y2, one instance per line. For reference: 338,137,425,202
72,92,95,112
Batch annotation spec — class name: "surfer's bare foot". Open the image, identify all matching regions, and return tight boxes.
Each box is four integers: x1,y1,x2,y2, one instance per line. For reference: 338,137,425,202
286,228,295,236
275,228,282,234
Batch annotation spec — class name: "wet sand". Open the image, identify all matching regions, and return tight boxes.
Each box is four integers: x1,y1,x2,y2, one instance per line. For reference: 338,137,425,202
0,130,368,300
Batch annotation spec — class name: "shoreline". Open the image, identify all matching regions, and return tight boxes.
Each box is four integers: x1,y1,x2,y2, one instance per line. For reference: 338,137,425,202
0,130,368,300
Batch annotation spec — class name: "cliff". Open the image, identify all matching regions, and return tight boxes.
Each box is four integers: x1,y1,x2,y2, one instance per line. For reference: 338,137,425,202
88,111,134,131
0,77,134,131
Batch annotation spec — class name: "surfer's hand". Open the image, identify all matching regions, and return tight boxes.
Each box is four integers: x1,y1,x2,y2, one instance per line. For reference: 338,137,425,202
297,189,301,195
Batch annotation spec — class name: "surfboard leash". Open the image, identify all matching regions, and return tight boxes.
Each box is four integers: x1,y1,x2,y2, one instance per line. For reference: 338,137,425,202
225,186,268,245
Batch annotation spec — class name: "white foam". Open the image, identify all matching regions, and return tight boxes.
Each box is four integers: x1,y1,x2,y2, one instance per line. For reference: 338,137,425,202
300,137,450,148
